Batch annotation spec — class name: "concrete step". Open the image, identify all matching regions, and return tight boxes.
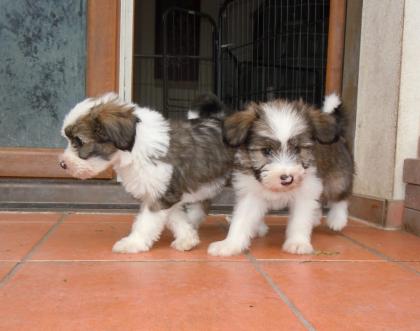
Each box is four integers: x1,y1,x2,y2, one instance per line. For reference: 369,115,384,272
403,158,420,185
405,184,420,210
404,208,420,236
0,179,235,212
418,137,420,157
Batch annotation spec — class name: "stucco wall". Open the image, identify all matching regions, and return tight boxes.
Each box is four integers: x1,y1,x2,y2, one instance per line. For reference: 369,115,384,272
393,0,420,199
0,0,86,148
352,0,404,199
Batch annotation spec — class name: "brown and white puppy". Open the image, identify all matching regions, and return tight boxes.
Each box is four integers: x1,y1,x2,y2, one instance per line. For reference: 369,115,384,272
208,94,354,256
60,92,234,253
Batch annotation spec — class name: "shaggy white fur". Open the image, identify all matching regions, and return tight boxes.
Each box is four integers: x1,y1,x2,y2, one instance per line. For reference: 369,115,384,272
60,94,228,253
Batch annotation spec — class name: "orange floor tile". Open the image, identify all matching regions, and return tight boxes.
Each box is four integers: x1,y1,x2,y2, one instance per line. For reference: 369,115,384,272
0,211,419,331
0,222,54,260
0,262,16,280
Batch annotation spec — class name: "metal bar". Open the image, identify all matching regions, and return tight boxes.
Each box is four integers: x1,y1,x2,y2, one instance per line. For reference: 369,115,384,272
162,10,169,116
217,4,223,98
320,0,324,100
297,0,303,99
280,0,283,99
273,0,277,100
325,0,346,95
305,0,310,102
312,1,317,104
250,0,254,103
292,0,296,99
162,6,218,117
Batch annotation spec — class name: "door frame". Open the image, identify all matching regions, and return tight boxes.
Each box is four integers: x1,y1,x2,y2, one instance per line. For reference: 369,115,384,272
0,0,346,179
0,0,120,179
118,0,134,102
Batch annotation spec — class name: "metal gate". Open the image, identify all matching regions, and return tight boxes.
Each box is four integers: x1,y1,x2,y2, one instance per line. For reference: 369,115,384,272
219,0,330,109
162,7,218,119
133,1,331,117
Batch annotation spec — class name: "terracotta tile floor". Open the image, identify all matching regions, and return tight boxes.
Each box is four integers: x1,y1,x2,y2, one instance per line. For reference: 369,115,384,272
0,212,419,331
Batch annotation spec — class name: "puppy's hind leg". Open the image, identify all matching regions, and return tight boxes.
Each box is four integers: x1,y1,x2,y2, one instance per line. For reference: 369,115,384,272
326,200,348,231
113,204,168,253
167,205,200,251
186,200,210,229
312,207,323,227
255,222,269,237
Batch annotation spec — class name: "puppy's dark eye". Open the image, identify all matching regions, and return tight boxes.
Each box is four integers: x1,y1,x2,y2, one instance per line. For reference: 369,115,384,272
262,148,272,156
289,143,301,153
74,137,83,147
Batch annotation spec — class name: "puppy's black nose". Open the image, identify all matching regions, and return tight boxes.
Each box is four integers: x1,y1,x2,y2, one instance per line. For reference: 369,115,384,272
59,161,67,170
280,175,293,185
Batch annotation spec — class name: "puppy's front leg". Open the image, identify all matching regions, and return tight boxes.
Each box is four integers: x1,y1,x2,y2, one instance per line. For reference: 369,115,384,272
208,194,268,256
282,196,320,255
113,204,169,253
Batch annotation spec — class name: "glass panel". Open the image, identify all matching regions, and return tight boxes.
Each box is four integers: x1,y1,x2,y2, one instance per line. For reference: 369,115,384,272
0,0,87,148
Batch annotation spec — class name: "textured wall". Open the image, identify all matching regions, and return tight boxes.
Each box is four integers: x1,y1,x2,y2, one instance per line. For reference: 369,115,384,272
0,0,86,148
341,0,362,152
353,0,404,199
394,0,420,199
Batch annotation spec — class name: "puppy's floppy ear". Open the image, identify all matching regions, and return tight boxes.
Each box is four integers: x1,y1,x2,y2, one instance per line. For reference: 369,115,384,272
223,102,259,146
307,109,340,144
92,103,139,151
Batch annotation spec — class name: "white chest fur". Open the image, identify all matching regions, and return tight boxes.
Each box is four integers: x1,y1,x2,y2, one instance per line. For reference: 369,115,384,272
112,106,173,202
115,153,173,201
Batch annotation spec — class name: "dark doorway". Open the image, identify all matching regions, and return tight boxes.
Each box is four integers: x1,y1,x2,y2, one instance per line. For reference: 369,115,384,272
132,0,330,117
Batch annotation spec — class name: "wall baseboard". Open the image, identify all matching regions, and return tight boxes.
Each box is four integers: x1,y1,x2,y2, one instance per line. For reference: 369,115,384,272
349,194,404,228
0,179,235,213
0,148,113,179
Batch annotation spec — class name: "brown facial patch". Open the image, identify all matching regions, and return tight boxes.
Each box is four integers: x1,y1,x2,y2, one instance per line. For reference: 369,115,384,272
247,135,281,153
223,102,260,147
242,124,316,182
64,100,138,160
91,102,138,150
231,98,353,202
257,98,340,144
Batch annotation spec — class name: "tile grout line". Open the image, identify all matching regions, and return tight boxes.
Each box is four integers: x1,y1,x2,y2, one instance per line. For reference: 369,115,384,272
253,259,389,263
21,258,413,263
0,213,68,288
15,258,420,263
245,252,317,331
25,259,249,263
339,233,420,276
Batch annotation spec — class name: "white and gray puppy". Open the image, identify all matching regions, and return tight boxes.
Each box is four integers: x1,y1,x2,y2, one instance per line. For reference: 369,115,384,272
59,92,233,253
208,94,354,256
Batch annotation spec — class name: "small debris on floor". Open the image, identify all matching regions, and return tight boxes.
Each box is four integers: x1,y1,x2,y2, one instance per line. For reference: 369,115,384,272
314,250,340,256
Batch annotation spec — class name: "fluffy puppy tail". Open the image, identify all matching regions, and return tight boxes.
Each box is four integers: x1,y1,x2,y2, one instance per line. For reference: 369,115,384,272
188,93,225,119
322,93,347,137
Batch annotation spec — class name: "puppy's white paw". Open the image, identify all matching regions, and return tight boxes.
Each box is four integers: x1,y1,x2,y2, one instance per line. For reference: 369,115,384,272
282,239,314,255
312,218,322,227
171,234,200,251
326,201,348,231
112,236,150,253
326,216,347,231
313,209,322,227
256,223,269,238
208,240,244,256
